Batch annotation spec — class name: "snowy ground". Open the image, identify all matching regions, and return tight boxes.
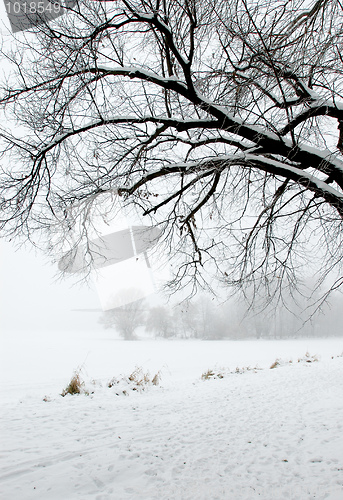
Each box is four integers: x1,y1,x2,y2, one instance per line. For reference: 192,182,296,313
1,332,343,499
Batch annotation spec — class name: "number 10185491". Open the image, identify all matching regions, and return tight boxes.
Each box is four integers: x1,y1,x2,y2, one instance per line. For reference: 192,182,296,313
4,0,77,32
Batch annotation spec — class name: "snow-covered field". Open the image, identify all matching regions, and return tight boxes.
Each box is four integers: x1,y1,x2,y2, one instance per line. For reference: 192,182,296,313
1,331,343,499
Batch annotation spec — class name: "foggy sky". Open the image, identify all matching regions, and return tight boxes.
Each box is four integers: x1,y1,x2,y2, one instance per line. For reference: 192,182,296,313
0,241,102,332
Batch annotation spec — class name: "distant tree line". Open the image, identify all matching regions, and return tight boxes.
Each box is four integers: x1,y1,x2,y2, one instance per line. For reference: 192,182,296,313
100,293,343,340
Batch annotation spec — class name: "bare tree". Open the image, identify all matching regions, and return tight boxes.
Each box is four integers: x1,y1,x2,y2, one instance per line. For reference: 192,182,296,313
172,301,199,338
146,305,174,337
187,295,227,339
100,297,146,339
1,0,343,305
169,296,227,339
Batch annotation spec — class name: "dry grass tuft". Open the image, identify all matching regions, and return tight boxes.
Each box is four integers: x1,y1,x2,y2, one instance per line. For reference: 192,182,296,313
202,365,261,380
270,359,281,369
298,352,319,363
61,370,85,397
108,366,161,394
201,369,216,380
151,372,161,386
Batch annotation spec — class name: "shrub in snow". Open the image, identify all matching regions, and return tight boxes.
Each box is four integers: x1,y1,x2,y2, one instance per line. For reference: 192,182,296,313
270,358,295,369
61,370,88,397
269,352,319,369
298,352,319,363
201,369,224,380
202,365,261,380
270,359,281,369
108,367,161,395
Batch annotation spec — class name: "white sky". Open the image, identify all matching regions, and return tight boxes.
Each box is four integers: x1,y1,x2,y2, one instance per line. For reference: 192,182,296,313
0,1,13,33
0,240,103,331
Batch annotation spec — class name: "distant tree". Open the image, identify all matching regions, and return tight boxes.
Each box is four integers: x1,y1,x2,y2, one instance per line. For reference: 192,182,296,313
146,306,174,338
100,299,146,340
315,292,343,337
191,296,227,339
171,296,228,339
171,303,193,338
172,300,212,338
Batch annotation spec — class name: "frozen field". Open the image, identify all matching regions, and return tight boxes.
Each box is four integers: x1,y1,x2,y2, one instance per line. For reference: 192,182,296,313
1,331,343,499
